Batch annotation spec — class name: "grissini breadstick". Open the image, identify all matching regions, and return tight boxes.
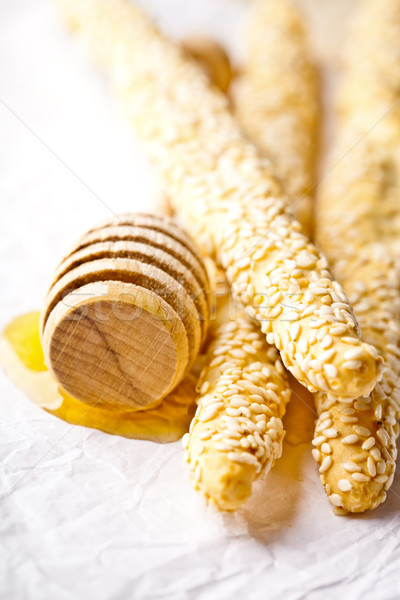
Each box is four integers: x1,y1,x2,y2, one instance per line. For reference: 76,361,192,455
56,0,382,401
183,264,291,511
234,0,317,235
312,249,400,513
313,0,400,513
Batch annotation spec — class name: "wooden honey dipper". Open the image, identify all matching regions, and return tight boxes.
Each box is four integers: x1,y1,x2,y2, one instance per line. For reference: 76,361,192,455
40,213,211,412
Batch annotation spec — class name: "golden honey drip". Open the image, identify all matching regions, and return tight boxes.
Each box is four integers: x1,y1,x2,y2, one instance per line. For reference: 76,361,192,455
1,312,196,443
283,374,316,447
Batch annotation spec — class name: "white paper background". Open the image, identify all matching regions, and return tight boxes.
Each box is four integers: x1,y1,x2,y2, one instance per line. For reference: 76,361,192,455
1,1,400,599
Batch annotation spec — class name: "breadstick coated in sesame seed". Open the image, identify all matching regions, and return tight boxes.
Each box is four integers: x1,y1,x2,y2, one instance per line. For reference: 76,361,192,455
234,0,317,235
183,267,291,511
55,0,382,401
313,0,400,513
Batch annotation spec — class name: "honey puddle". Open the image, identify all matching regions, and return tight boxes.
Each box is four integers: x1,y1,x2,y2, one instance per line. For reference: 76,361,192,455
0,312,195,442
283,374,316,446
1,312,317,446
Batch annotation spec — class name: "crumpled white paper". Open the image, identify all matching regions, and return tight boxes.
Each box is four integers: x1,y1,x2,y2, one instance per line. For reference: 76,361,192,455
1,1,400,598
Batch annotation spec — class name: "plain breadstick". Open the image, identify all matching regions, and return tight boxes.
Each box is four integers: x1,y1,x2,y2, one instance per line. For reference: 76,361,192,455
313,0,400,512
183,267,290,510
56,0,382,401
234,0,317,235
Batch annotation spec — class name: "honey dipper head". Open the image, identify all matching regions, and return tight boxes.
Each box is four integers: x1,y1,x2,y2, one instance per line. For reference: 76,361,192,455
40,213,210,411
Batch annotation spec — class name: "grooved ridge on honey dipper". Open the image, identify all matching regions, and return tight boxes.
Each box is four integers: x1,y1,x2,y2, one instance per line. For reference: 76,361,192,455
313,0,400,513
234,0,317,235
55,0,382,400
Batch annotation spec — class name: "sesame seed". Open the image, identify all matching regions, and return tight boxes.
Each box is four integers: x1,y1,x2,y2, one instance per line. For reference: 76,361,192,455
247,435,257,449
321,335,333,349
321,443,332,454
341,336,357,344
362,437,376,450
371,447,381,461
199,408,219,422
228,452,259,466
319,411,331,420
320,349,337,363
343,360,363,370
312,449,321,461
377,428,389,447
210,356,225,368
223,429,242,440
375,475,389,484
230,348,247,359
342,434,359,445
319,456,333,473
385,473,394,490
245,383,264,396
367,457,377,477
225,407,242,417
239,406,251,418
309,319,326,329
344,462,362,473
230,397,250,409
330,325,348,336
213,346,231,357
289,322,301,341
245,372,262,384
352,473,370,483
354,401,371,411
199,381,210,394
323,428,338,438
236,257,251,270
340,416,359,423
256,421,267,433
312,435,326,447
316,419,332,433
182,433,190,449
333,508,348,516
353,426,371,437
250,403,269,415
255,414,267,423
338,479,353,492
328,494,343,507
249,394,266,404
309,359,322,371
254,431,264,446
377,460,386,475
296,251,315,268
343,347,366,360
323,363,338,379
